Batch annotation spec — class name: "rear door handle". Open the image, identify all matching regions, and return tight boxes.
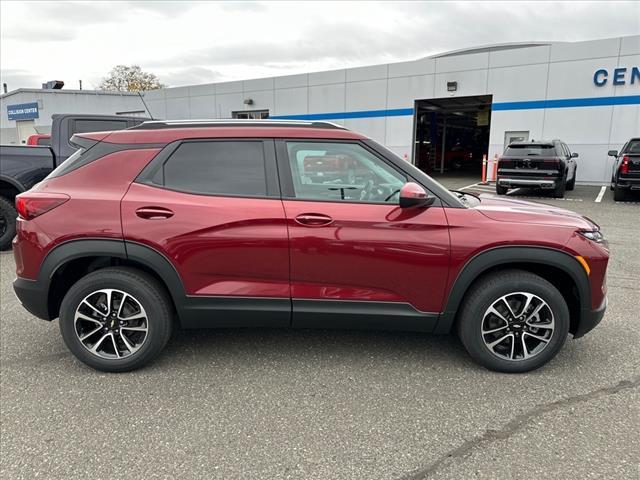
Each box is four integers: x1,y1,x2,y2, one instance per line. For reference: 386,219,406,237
294,213,333,227
135,206,174,220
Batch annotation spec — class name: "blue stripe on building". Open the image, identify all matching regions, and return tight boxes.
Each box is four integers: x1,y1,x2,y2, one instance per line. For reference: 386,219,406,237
270,94,640,120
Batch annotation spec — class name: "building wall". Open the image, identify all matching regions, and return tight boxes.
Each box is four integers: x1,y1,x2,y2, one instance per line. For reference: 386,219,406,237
144,35,640,184
0,90,145,144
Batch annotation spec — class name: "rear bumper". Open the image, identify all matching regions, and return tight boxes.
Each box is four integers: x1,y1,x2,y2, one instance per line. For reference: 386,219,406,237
497,177,560,189
616,177,640,190
13,276,52,321
574,296,607,339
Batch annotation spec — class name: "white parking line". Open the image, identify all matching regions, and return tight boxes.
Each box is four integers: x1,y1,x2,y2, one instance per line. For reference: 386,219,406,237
458,182,483,191
595,186,606,203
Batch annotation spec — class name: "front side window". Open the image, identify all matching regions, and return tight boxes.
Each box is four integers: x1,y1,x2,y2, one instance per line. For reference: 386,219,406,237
286,142,406,203
162,141,267,196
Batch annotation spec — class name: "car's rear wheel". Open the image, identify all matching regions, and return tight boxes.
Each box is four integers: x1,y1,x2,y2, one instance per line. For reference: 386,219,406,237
552,177,566,198
457,270,569,373
0,196,18,250
566,170,576,191
59,267,173,372
496,185,508,195
613,185,627,202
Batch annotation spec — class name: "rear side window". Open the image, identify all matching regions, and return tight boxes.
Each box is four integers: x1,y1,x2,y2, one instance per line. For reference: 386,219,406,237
72,119,128,134
161,141,267,196
504,144,557,156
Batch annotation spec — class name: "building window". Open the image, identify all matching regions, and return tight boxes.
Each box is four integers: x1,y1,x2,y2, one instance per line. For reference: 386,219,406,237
232,110,269,120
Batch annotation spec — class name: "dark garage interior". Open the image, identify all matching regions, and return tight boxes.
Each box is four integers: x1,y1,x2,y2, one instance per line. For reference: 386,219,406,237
413,94,492,178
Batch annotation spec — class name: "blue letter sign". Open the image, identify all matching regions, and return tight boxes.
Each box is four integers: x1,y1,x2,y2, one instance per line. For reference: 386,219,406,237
594,66,640,87
7,102,39,121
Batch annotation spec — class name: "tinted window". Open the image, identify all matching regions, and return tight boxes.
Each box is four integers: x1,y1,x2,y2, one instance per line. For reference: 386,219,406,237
504,144,557,156
624,140,640,154
286,141,405,203
37,137,51,146
162,141,267,196
72,119,128,134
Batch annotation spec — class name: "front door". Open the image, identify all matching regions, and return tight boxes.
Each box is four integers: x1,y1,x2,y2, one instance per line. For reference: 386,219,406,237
121,139,290,327
277,139,450,332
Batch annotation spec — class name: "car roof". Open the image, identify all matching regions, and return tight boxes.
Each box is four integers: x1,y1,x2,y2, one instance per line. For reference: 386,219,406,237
77,119,366,145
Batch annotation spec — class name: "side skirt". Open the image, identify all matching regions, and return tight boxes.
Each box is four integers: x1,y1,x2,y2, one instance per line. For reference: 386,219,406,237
292,299,439,333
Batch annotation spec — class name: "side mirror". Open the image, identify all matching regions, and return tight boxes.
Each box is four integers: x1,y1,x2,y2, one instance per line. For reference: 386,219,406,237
399,182,435,209
607,150,618,157
571,152,579,158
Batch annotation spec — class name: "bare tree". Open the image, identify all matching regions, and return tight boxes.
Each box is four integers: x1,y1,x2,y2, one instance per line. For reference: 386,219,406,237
99,65,164,92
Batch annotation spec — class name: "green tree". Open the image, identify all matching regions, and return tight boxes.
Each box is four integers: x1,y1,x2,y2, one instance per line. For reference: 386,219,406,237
99,65,164,92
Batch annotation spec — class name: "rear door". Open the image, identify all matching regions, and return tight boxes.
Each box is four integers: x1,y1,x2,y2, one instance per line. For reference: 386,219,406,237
121,138,291,327
276,139,450,331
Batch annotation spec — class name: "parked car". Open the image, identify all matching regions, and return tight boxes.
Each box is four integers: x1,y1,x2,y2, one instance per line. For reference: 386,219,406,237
26,134,51,146
12,120,609,373
0,114,146,250
609,138,640,201
496,140,578,197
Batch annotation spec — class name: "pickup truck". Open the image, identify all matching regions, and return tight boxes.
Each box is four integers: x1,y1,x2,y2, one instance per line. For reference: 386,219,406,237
496,140,578,198
0,114,146,249
609,138,640,201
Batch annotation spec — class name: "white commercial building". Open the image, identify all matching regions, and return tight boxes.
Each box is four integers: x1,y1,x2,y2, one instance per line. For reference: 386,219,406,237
0,89,146,144
2,35,638,184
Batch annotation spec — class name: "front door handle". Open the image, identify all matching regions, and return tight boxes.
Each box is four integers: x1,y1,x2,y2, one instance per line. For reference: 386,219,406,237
294,213,333,227
135,206,174,220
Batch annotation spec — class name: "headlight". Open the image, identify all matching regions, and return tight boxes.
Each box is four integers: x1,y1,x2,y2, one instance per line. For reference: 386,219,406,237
579,229,608,248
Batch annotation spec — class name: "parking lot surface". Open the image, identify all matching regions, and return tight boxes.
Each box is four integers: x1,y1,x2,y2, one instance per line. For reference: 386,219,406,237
1,178,639,480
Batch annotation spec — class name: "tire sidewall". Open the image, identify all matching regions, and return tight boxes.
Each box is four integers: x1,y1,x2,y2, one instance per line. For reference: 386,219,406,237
460,275,570,373
59,270,171,372
0,197,17,250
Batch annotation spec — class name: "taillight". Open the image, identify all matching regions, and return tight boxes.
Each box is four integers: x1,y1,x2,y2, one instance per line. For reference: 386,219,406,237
15,192,69,220
620,156,630,175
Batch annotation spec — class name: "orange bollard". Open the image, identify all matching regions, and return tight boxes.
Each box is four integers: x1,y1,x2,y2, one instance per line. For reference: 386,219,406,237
492,154,499,182
481,154,488,184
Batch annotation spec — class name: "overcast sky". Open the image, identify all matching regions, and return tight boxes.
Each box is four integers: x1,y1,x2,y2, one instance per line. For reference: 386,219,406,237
1,1,639,91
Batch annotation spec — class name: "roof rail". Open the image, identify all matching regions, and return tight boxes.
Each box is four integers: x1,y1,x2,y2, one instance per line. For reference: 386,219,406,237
130,119,348,130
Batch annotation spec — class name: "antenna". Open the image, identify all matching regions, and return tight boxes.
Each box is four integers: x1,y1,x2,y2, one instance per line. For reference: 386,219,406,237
137,91,155,120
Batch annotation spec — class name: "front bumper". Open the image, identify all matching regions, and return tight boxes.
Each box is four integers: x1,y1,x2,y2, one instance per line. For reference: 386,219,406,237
13,276,52,321
497,177,561,189
574,296,607,338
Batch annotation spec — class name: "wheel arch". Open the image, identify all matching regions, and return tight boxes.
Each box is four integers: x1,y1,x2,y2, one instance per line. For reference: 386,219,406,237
434,246,590,335
42,239,186,320
0,177,24,200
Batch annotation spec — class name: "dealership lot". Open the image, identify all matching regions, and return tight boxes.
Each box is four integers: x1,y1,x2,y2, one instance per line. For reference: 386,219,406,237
1,181,638,480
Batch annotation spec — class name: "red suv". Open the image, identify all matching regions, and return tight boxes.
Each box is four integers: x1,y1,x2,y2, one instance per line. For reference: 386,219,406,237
12,120,609,373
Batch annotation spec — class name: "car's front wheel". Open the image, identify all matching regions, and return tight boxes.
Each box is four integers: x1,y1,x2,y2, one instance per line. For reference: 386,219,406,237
457,270,569,373
496,185,508,195
59,267,173,372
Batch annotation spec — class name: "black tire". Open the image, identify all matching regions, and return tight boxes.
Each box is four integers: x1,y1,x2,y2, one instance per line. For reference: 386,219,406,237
613,185,627,202
496,185,508,195
552,177,566,198
566,170,576,191
457,270,569,373
0,196,18,251
59,267,173,372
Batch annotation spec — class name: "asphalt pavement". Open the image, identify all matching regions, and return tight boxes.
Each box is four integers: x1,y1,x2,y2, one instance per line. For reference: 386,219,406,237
1,178,639,480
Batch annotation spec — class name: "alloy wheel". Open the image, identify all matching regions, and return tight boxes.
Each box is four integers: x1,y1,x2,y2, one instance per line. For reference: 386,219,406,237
481,292,555,361
74,289,149,359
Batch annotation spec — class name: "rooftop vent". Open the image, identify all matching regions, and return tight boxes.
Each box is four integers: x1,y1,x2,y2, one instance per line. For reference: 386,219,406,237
42,80,64,90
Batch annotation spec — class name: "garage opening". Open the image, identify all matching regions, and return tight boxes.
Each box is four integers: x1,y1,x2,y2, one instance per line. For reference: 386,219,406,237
413,95,492,179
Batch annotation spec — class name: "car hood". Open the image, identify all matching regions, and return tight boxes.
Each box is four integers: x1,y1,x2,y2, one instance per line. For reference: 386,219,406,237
474,194,598,229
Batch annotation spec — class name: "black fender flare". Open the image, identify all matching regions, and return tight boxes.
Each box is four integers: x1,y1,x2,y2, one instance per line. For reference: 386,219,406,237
434,246,591,334
0,175,26,195
40,239,187,316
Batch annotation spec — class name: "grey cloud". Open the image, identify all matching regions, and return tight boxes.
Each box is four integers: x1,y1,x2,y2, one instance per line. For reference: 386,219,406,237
0,69,43,90
159,67,223,87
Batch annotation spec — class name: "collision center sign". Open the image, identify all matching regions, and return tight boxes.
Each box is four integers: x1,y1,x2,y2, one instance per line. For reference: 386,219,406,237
7,102,39,121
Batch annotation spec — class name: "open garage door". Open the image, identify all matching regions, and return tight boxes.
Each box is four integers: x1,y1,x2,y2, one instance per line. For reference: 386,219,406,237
413,95,492,179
